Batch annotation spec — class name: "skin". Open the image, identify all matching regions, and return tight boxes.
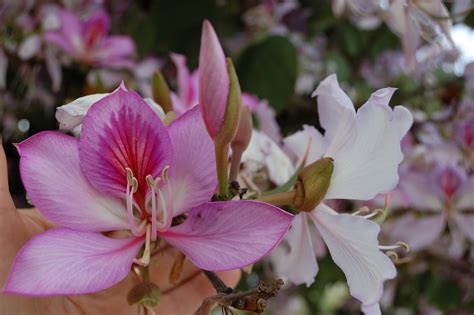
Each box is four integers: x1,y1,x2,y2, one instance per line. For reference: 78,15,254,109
0,143,240,315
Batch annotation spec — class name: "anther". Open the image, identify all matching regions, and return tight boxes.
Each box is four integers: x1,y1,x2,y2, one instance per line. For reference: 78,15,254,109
161,166,170,184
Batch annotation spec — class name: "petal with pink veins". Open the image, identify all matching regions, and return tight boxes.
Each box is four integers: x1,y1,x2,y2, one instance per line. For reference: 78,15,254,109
166,106,217,216
161,200,293,271
17,131,130,232
310,204,396,307
271,213,319,287
83,9,111,46
3,228,143,295
79,86,172,201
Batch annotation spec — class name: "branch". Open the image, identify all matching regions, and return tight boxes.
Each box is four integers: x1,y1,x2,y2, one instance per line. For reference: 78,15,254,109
195,278,284,315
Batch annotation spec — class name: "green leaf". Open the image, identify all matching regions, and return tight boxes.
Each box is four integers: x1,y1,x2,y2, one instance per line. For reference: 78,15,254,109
236,36,297,111
426,275,462,310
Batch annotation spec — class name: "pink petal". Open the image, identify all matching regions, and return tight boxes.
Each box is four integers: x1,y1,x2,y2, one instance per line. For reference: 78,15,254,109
166,106,217,216
57,9,85,54
79,86,173,202
271,213,319,287
198,20,229,138
43,32,76,56
161,200,293,271
4,228,143,295
254,99,282,143
311,204,396,307
83,9,111,45
92,36,135,67
170,53,197,107
17,131,129,232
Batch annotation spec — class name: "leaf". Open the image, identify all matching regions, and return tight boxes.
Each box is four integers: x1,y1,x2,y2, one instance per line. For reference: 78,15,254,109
236,36,297,111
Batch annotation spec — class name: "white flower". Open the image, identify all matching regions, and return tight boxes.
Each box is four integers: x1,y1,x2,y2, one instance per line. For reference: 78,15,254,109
273,74,413,314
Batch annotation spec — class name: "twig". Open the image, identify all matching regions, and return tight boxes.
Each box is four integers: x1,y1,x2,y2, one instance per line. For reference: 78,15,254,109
203,271,233,294
195,279,284,315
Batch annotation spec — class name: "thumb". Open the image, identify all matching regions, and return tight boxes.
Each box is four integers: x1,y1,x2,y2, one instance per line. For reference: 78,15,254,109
0,138,15,210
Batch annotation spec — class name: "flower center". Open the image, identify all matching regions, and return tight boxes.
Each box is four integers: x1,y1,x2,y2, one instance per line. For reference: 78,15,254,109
125,166,173,239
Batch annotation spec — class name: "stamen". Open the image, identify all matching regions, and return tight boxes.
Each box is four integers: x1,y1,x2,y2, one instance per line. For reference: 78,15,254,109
379,241,410,252
386,251,398,261
146,175,158,241
363,208,385,219
126,168,143,236
156,183,173,232
351,206,371,216
161,165,170,183
134,224,151,267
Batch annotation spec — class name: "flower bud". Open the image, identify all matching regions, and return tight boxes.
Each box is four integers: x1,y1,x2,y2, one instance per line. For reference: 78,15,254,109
127,282,161,308
151,70,173,113
294,157,334,212
214,58,242,146
199,20,229,139
230,106,253,181
199,20,242,145
231,106,252,153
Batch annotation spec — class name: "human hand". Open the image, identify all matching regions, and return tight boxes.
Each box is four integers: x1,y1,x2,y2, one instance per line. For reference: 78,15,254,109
0,143,241,315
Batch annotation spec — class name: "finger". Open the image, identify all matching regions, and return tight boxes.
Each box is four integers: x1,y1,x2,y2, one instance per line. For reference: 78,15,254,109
0,138,15,210
150,248,241,314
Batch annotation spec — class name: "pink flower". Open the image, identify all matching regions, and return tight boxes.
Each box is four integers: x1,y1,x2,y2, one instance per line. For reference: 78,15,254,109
273,75,413,314
3,84,292,296
44,8,135,68
389,163,474,251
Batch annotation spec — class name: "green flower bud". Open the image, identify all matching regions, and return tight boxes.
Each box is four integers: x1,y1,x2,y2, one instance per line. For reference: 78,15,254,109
294,157,334,212
127,282,161,309
152,70,173,113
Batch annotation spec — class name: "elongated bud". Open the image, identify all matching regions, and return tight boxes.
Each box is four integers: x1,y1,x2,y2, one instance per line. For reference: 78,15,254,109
229,106,252,181
127,282,161,308
152,70,173,113
294,157,334,212
231,106,252,152
199,20,229,138
214,58,242,146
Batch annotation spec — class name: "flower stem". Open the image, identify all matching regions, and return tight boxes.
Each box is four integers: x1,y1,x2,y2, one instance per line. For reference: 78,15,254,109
141,265,150,283
229,147,244,182
215,142,230,198
255,190,296,206
203,270,233,294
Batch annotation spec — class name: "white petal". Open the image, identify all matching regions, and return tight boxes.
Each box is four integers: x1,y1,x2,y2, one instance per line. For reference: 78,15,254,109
387,213,445,250
56,93,108,131
452,212,474,242
325,94,413,200
144,98,165,120
271,213,319,287
284,125,328,166
455,176,474,210
312,74,355,142
56,94,165,133
311,204,396,306
361,302,382,315
18,35,41,60
242,130,295,186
